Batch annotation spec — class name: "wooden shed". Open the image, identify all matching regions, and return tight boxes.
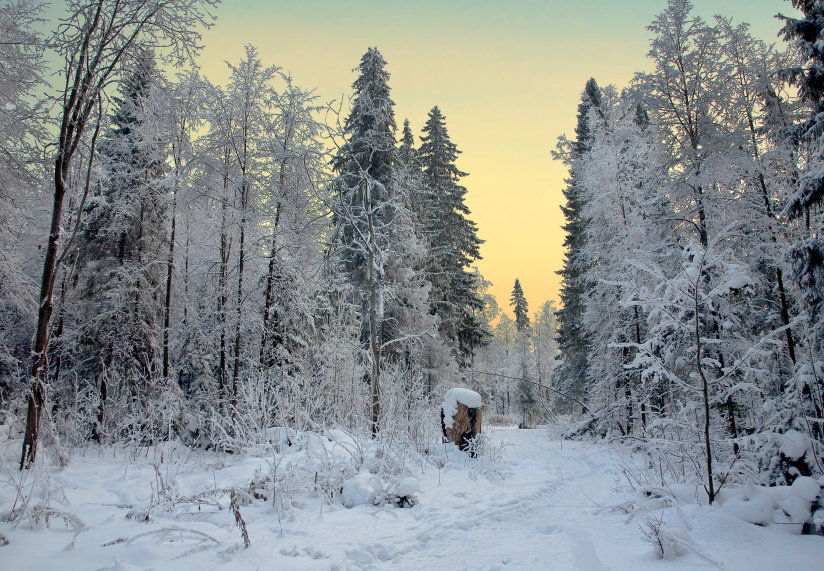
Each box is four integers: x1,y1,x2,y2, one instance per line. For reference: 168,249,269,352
441,388,482,455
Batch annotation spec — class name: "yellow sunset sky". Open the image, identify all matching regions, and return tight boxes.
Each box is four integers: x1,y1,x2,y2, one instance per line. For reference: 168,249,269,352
143,1,803,317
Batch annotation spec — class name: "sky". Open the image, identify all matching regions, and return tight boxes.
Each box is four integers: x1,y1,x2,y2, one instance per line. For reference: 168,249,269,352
194,0,794,318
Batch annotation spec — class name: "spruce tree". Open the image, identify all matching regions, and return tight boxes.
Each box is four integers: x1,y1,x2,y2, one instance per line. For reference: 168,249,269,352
553,78,601,413
398,118,418,169
70,51,168,439
778,0,824,288
333,47,396,284
777,0,824,433
396,118,426,236
418,106,487,365
332,47,398,434
510,279,530,332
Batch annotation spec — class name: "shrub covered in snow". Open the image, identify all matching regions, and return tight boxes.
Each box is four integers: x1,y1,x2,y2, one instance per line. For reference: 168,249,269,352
716,476,822,534
340,471,420,508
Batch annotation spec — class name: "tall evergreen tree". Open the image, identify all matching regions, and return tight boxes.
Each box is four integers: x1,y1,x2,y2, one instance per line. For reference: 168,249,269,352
553,78,602,413
396,118,426,249
778,0,824,293
333,47,396,282
397,119,418,169
332,47,399,434
776,0,824,436
510,279,530,332
69,51,168,439
418,106,487,365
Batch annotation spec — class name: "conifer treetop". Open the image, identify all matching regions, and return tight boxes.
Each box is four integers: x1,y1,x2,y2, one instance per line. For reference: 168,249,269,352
510,278,530,332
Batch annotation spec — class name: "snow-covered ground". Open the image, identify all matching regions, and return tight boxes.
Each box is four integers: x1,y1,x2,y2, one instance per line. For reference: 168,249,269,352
1,427,823,570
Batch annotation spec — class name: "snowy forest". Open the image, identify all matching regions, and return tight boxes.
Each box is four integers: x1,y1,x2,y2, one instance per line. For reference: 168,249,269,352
2,0,824,568
0,0,560,466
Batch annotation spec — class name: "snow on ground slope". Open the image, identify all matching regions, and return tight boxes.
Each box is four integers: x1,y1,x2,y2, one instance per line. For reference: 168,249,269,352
1,427,823,570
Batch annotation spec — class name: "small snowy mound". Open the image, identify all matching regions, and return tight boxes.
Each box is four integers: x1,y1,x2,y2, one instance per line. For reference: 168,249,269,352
717,476,822,534
341,470,382,508
340,472,421,509
441,388,482,429
780,430,812,462
386,477,420,508
264,426,292,446
390,477,420,498
789,475,821,502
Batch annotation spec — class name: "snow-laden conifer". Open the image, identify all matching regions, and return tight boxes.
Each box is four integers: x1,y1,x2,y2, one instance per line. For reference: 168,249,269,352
553,78,602,413
418,106,487,366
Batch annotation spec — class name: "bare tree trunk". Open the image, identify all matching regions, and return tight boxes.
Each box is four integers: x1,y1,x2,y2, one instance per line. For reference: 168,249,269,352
163,166,179,380
694,275,715,505
726,395,739,454
259,138,290,366
134,199,147,383
776,268,796,365
183,228,190,325
753,167,797,367
232,111,252,409
22,93,104,468
232,147,250,410
260,219,279,366
633,307,647,431
367,189,382,437
218,158,231,403
369,258,382,437
21,152,70,469
92,372,107,443
232,206,245,409
50,254,76,386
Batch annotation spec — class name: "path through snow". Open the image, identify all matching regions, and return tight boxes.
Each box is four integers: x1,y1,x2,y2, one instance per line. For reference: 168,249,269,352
2,427,823,569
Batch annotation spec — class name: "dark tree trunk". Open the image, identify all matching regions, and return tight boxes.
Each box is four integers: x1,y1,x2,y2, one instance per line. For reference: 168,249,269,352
218,162,230,403
232,211,245,410
260,201,283,367
21,152,70,469
695,288,715,505
776,269,796,365
163,176,178,381
92,373,108,443
260,122,292,367
726,395,739,455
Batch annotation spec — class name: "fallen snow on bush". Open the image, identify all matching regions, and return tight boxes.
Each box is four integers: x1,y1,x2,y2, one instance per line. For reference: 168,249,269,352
1,428,823,569
716,476,822,534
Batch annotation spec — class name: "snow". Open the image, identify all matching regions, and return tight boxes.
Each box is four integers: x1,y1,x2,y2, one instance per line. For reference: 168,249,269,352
441,387,482,429
2,428,824,569
791,475,821,502
341,469,382,508
780,430,812,461
713,476,821,533
389,476,420,498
